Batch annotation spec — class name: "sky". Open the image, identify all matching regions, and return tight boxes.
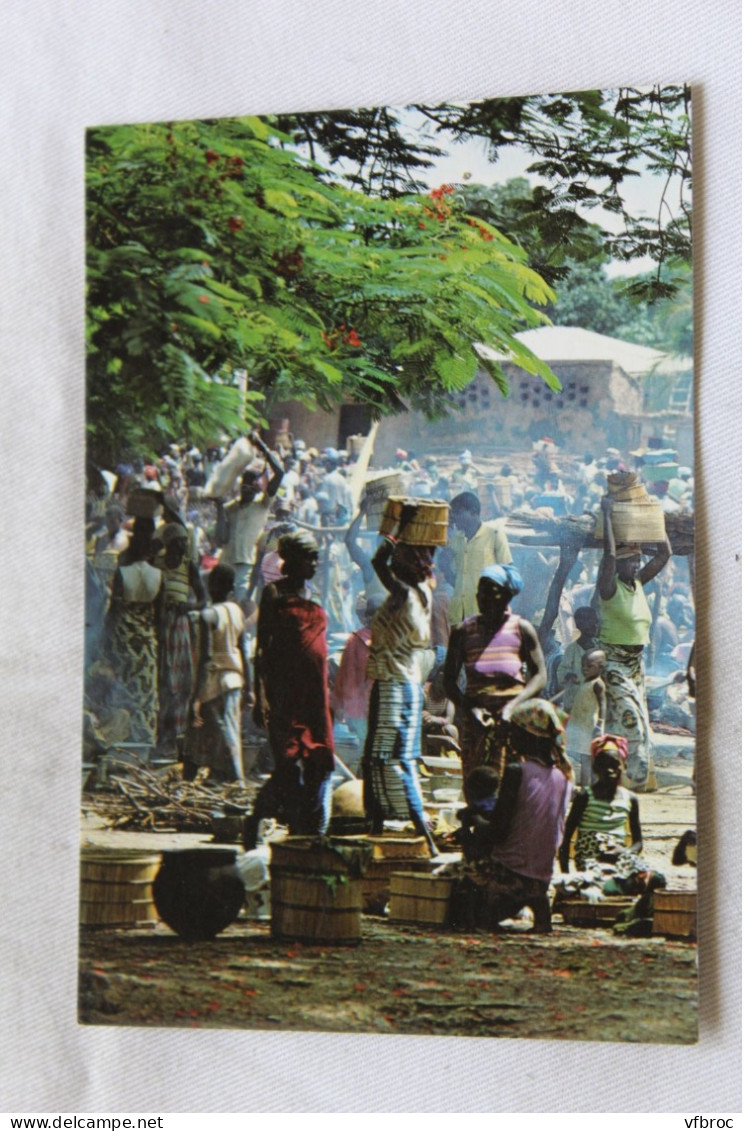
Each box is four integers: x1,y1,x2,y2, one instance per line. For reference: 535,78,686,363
406,101,688,277
299,95,689,278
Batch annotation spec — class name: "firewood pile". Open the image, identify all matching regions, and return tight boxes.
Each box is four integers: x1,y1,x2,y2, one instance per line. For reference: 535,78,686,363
506,509,694,555
82,762,257,833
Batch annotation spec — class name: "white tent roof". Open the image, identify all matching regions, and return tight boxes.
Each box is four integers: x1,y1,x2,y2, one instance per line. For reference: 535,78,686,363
475,326,688,379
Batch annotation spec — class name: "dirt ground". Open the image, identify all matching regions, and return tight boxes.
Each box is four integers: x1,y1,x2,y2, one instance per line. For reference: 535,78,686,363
78,743,697,1044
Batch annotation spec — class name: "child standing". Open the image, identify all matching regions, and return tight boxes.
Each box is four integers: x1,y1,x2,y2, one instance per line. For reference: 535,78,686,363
556,605,600,712
565,648,606,786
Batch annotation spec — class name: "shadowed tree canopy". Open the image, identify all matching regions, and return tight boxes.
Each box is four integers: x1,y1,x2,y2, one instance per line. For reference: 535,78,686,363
279,85,692,302
87,87,691,466
86,116,557,465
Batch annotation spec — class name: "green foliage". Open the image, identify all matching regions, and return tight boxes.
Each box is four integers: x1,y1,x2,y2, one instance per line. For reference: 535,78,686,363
282,86,691,297
86,118,555,463
547,258,693,357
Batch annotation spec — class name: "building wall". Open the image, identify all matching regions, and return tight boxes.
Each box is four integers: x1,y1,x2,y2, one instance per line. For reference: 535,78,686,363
269,359,646,466
374,360,643,464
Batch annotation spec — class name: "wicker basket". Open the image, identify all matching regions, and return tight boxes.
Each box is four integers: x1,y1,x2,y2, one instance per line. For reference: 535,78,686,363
607,471,640,493
80,848,161,928
594,499,666,543
389,872,454,926
608,483,650,503
269,837,369,945
379,497,450,546
559,896,636,928
478,477,512,512
652,889,697,940
361,841,432,913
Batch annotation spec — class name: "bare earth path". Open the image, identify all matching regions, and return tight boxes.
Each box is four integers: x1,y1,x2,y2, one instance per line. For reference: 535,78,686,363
78,747,697,1043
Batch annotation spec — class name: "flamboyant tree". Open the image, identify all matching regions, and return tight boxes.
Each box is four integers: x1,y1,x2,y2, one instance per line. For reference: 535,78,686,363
87,116,556,465
278,86,692,297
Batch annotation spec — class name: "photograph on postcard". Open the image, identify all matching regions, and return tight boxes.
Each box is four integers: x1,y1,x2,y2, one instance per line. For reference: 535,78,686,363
79,86,697,1043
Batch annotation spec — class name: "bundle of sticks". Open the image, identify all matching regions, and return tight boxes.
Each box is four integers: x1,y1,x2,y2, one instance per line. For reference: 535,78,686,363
83,762,257,833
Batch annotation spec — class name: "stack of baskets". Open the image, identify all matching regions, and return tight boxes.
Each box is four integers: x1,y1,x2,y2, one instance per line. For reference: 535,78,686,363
594,472,666,544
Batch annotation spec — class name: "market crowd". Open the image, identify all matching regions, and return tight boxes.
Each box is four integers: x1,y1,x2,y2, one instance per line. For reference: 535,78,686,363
84,430,695,929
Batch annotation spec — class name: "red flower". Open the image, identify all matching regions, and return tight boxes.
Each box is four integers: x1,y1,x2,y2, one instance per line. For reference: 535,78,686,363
205,149,219,165
198,295,210,304
228,215,244,232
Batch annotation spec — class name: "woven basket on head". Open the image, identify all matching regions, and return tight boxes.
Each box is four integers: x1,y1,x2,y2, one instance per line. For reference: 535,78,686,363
379,496,450,546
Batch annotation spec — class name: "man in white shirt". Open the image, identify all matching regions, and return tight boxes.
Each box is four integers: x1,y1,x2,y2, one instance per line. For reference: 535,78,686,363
215,433,284,603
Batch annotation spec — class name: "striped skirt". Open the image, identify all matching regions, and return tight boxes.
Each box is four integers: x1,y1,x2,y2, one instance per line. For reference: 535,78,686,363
363,679,427,823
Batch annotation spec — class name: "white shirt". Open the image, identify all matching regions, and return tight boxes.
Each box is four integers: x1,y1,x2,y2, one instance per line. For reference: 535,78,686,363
220,495,271,565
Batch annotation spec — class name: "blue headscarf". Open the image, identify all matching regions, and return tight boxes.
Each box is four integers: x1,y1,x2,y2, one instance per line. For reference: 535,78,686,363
479,563,523,597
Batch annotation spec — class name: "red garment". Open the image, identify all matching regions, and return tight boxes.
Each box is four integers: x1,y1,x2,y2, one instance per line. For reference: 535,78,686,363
332,627,372,720
262,593,335,773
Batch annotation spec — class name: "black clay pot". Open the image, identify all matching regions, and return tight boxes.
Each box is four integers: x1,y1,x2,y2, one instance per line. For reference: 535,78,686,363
152,848,245,941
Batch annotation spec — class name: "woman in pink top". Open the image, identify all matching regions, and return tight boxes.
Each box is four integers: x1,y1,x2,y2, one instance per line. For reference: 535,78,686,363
443,565,546,782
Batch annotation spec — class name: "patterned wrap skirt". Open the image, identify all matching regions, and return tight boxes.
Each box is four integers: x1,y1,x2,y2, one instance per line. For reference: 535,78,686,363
107,602,159,746
363,679,428,823
158,602,194,745
602,643,651,783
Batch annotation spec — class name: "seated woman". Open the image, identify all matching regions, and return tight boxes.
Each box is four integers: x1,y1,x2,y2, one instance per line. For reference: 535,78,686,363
449,699,574,933
443,564,546,783
559,734,642,872
243,531,335,847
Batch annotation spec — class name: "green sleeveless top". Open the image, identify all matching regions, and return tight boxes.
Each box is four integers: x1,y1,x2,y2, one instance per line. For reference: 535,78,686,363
599,579,651,646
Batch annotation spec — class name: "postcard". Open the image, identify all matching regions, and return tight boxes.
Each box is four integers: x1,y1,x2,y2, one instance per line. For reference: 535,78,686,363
79,85,697,1046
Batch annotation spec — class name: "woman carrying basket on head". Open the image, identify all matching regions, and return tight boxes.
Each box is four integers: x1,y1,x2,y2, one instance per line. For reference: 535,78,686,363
596,495,671,788
362,502,439,856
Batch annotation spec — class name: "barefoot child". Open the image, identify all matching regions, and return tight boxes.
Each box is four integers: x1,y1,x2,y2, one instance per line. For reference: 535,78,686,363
564,648,606,786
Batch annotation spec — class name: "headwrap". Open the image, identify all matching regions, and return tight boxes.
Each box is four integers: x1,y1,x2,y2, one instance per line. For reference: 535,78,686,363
509,699,567,748
479,563,524,596
615,542,642,560
590,734,629,762
509,699,573,780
